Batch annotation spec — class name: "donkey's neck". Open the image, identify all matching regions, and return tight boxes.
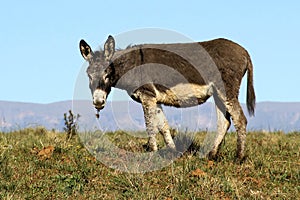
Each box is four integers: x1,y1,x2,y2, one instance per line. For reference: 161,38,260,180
110,46,145,92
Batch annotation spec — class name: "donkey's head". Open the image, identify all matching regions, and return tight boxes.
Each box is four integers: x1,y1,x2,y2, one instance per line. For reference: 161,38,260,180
79,36,115,111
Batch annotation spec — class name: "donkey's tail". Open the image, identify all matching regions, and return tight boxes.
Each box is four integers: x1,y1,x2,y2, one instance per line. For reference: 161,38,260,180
246,54,256,116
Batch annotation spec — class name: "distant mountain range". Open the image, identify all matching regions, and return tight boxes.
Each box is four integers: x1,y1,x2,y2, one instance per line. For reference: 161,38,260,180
1,100,300,132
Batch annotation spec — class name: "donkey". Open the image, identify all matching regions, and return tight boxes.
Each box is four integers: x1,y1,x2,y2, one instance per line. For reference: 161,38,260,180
79,35,255,159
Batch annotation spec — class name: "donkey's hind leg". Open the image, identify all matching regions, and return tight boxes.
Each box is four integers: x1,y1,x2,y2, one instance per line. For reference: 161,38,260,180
156,104,175,149
226,99,248,159
208,105,231,159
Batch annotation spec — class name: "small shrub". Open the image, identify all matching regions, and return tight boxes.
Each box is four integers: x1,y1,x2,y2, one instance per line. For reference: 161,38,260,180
63,110,80,141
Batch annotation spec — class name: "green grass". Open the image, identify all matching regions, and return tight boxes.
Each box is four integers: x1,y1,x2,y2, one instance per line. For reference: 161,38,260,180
0,127,299,199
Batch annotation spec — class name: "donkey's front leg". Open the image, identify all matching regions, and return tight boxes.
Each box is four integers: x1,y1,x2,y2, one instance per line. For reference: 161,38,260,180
141,98,175,151
141,99,160,151
156,105,175,149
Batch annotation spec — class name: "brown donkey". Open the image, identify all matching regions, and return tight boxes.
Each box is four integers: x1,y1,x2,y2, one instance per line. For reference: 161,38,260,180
79,35,255,159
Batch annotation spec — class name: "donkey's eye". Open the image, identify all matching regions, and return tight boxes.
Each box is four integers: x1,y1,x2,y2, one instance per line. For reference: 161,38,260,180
104,74,110,81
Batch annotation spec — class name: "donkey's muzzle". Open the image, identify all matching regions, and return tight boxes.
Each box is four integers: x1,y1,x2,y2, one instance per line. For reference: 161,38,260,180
93,89,107,110
93,101,105,110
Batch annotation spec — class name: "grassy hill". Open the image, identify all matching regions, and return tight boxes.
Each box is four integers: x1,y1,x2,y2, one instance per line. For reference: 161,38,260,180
0,128,299,199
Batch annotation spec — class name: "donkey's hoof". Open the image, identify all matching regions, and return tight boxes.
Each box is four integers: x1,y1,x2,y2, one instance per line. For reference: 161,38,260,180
167,143,176,149
235,153,247,163
206,150,218,160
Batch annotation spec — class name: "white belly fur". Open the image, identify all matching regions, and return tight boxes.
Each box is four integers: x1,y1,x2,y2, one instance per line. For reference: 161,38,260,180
155,82,214,107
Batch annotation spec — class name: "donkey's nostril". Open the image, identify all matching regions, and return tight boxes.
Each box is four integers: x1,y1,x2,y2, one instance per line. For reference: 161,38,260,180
93,99,105,110
93,100,104,105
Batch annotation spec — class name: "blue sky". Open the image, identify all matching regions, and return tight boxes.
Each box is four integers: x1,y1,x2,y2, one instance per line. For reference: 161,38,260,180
1,1,299,103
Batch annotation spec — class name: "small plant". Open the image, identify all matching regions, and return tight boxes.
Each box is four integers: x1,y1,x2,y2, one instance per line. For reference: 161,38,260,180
63,110,80,140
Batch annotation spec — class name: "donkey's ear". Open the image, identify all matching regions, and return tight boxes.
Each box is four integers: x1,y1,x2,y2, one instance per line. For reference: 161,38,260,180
104,35,115,61
79,40,93,61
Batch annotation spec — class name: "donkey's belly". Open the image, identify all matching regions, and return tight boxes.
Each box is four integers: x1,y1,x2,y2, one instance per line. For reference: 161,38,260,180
156,83,214,107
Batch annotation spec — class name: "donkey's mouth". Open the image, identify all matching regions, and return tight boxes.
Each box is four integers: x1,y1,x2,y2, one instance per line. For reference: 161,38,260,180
95,105,104,110
93,101,105,110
